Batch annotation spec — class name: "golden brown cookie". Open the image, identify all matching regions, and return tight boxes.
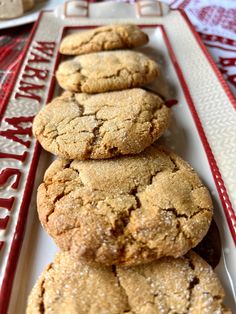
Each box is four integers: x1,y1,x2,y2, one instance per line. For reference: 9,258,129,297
37,145,213,266
32,89,169,160
56,51,158,93
26,251,230,314
59,24,149,55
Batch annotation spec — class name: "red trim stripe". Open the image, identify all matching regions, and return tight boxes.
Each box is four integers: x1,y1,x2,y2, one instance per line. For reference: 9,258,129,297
0,10,57,314
175,11,236,241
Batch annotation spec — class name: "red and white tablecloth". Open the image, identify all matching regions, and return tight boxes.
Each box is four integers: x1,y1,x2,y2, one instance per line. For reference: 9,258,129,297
0,0,235,112
169,0,236,96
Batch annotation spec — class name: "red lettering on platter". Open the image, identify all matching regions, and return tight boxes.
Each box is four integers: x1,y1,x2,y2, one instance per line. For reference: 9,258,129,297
0,169,21,189
23,65,49,81
0,216,10,230
0,197,14,211
28,52,51,64
15,80,44,103
0,197,14,230
13,41,55,102
34,41,55,57
0,116,34,148
0,151,27,162
28,41,56,63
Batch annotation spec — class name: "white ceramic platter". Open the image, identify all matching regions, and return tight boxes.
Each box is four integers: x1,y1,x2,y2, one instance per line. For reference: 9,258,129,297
0,0,65,30
0,1,235,313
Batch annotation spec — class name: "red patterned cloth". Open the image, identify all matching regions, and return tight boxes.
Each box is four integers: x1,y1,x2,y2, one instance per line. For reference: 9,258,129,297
0,0,235,112
0,24,32,111
169,0,236,96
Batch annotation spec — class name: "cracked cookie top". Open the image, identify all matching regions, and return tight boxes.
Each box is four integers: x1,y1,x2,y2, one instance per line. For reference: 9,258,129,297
56,50,159,93
26,251,230,314
59,24,149,55
37,145,213,266
32,89,169,160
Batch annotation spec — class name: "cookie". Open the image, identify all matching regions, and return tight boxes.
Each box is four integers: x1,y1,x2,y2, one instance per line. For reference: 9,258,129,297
32,89,169,160
37,145,213,266
59,24,149,55
26,251,230,314
23,0,34,11
56,51,158,93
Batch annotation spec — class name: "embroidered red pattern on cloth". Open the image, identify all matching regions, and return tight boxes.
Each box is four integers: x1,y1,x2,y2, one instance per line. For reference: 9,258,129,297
169,0,236,96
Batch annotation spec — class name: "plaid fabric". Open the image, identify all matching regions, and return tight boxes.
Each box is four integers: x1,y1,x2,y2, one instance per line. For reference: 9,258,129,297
0,24,32,111
0,1,235,112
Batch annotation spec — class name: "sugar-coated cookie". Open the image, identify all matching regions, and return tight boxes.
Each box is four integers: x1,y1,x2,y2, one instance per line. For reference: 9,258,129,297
59,24,149,55
37,145,213,266
26,251,230,314
33,89,169,160
56,51,158,93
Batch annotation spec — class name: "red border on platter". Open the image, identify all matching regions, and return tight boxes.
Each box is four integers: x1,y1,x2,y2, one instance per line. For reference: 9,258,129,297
154,22,236,244
0,10,61,314
0,12,43,314
178,10,236,238
160,19,236,243
1,9,236,314
0,10,58,121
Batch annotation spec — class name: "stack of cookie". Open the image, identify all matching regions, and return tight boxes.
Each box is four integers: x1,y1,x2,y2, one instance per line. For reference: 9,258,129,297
27,25,230,313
